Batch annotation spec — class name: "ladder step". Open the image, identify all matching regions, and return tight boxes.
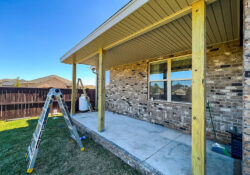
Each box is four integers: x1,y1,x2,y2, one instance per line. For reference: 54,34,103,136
28,146,32,157
71,135,76,141
38,119,43,126
64,118,70,123
68,125,73,130
42,107,48,112
33,132,38,141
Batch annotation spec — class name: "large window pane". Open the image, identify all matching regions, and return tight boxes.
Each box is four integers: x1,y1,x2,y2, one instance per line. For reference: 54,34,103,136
150,81,167,100
150,61,167,80
171,80,192,102
171,57,192,79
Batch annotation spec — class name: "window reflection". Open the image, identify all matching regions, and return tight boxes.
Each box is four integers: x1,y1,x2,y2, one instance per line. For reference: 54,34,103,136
150,61,167,80
171,80,192,102
149,56,192,103
171,58,192,79
150,81,167,100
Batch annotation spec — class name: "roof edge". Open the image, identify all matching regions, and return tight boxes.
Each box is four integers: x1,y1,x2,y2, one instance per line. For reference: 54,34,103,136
60,0,149,63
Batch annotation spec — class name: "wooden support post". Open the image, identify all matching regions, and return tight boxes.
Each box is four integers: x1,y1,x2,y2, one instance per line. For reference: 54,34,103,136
98,48,105,132
71,63,77,115
167,59,171,102
192,0,206,175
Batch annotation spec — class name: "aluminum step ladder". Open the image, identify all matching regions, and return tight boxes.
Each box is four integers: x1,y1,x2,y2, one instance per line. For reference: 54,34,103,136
77,78,94,112
25,88,84,174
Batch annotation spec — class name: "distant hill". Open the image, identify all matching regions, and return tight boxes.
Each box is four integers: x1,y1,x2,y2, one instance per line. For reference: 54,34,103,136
0,79,27,87
21,75,72,89
0,76,96,89
0,75,71,89
84,85,95,89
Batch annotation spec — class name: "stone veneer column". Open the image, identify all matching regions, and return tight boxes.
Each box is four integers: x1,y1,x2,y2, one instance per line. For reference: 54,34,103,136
243,0,250,174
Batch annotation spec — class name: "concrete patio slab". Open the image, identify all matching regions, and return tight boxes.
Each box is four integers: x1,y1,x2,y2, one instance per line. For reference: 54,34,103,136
72,111,235,175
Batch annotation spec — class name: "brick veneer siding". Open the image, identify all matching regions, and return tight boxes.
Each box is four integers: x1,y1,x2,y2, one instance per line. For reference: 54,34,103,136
106,40,243,144
243,0,250,174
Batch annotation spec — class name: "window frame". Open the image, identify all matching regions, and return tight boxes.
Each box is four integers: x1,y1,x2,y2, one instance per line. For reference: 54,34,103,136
148,55,192,103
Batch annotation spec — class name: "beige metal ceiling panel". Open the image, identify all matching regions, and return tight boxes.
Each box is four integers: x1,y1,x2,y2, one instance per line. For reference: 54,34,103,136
222,0,233,41
206,5,221,42
61,0,198,64
61,0,240,70
231,0,240,39
212,1,227,41
177,0,190,8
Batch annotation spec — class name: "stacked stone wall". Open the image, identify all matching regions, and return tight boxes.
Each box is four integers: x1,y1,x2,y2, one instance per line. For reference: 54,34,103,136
243,0,250,174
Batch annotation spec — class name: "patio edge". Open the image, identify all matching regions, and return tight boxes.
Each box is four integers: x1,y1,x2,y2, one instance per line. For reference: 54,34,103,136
72,118,163,175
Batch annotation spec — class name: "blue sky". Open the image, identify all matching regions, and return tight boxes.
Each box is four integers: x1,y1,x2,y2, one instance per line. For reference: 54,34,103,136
0,0,129,85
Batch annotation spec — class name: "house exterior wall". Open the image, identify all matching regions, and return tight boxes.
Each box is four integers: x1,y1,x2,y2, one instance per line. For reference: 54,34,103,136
106,40,243,144
243,0,250,174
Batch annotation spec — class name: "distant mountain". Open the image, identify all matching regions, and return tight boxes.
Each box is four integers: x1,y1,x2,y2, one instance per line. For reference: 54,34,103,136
21,75,72,88
84,85,95,89
0,76,96,89
0,79,27,87
0,75,71,88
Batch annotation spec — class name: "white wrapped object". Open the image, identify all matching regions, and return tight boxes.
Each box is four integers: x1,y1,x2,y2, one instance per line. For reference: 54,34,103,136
79,94,89,111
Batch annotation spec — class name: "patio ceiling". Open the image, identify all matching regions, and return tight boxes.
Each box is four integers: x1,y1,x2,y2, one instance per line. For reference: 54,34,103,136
60,0,240,69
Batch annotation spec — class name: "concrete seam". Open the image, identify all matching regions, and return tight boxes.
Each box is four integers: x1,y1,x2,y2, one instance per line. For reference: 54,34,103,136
142,133,183,162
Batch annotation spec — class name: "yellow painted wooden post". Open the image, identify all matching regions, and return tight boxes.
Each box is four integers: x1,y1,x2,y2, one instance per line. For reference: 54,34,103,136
98,48,105,132
192,0,206,175
167,59,171,102
71,63,77,115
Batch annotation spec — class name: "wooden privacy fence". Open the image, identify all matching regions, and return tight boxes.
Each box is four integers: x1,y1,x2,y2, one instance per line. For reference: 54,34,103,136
0,87,95,120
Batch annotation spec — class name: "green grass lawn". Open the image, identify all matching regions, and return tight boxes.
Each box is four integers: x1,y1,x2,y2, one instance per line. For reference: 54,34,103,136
0,116,141,175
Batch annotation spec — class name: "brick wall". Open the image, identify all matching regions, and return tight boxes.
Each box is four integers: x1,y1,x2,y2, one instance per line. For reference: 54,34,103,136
243,0,250,174
106,40,243,144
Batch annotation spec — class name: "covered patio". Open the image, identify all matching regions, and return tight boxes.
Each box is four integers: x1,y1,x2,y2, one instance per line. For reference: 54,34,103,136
60,0,244,174
72,111,235,175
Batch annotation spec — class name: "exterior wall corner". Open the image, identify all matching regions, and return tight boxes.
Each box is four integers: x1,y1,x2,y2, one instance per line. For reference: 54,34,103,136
243,0,250,174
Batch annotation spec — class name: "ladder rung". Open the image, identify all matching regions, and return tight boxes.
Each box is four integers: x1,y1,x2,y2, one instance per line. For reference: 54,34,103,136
68,125,73,130
33,133,38,141
28,146,32,157
42,107,48,111
64,115,70,121
64,118,70,123
38,120,43,126
56,94,62,98
71,135,76,141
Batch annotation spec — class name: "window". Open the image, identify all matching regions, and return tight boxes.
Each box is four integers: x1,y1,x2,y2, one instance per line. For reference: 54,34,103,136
106,70,110,85
149,61,168,100
150,81,167,100
149,56,192,103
